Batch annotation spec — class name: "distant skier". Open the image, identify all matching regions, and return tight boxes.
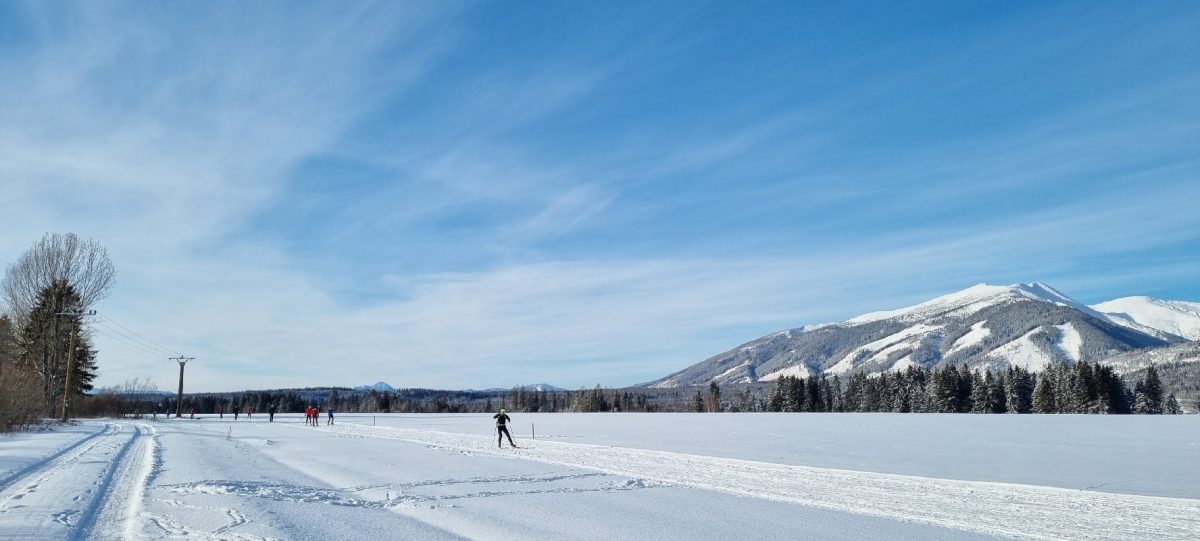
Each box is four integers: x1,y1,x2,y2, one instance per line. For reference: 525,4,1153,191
233,406,240,421
189,407,195,419
327,405,335,426
218,405,224,419
247,406,253,419
268,403,277,422
493,408,516,448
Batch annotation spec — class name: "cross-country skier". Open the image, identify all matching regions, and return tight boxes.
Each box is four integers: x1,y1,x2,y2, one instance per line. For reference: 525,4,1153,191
493,408,516,448
268,403,277,422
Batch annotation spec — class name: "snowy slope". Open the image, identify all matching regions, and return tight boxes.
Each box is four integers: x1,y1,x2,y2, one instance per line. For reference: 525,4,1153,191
1092,296,1200,341
649,282,1170,386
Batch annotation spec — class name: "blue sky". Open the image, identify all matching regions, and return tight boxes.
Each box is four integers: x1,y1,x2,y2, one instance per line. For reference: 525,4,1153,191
1,1,1197,392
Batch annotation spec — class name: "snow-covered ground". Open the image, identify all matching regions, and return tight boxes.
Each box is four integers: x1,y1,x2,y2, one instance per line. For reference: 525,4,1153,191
1,413,1197,540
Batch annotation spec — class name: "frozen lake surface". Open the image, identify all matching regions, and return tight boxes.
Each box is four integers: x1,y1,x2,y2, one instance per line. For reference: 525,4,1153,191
0,413,1196,540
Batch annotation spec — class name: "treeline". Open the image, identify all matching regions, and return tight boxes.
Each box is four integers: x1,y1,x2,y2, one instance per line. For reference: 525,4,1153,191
91,360,1189,419
763,361,1181,414
33,361,1199,422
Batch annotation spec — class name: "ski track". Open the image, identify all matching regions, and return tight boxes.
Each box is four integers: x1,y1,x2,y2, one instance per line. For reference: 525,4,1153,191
308,423,1200,541
0,421,156,541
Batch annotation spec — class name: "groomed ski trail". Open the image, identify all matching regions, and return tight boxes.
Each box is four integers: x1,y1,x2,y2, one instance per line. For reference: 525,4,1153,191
312,422,1199,541
0,421,156,540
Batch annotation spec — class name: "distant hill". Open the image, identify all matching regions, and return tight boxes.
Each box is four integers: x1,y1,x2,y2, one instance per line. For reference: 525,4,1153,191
646,282,1191,388
477,383,566,393
354,381,397,393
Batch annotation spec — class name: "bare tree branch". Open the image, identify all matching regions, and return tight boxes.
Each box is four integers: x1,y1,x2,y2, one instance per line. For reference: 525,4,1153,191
1,233,116,325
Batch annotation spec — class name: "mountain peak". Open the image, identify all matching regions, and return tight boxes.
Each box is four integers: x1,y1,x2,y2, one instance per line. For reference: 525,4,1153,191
846,282,1082,325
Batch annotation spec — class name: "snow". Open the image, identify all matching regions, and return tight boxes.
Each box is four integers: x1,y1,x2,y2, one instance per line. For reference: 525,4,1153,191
1054,323,1083,362
1092,296,1200,341
825,323,940,375
846,283,1015,324
948,321,991,356
846,282,1111,327
649,378,679,389
758,363,810,381
889,355,916,372
714,361,749,381
1,414,1197,541
987,328,1054,371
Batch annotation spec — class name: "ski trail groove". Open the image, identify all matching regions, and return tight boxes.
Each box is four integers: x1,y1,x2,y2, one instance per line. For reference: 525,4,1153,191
71,423,148,541
0,423,110,493
317,423,1200,541
0,422,155,541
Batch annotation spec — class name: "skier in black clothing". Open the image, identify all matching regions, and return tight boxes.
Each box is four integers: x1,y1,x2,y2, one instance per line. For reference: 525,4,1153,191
268,403,277,422
493,408,516,448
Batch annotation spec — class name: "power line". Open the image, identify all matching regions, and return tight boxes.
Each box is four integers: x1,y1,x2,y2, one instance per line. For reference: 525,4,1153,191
101,358,170,373
90,327,177,359
94,312,183,356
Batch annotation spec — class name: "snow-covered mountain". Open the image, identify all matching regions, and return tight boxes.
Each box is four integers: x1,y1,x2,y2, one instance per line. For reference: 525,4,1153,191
354,381,396,393
1090,297,1200,341
647,283,1184,388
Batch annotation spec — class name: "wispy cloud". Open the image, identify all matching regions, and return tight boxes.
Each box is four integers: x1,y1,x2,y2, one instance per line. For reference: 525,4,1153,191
0,2,1196,391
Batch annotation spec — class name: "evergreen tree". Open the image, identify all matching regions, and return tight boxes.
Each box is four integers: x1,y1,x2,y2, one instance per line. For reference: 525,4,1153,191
692,390,705,412
970,371,990,413
818,377,834,412
767,382,783,412
784,376,804,412
987,371,1006,413
1032,372,1056,413
16,280,97,417
804,377,821,412
933,366,960,413
955,366,974,413
1004,367,1033,414
1164,394,1181,415
1071,361,1098,413
707,381,721,412
1134,365,1164,414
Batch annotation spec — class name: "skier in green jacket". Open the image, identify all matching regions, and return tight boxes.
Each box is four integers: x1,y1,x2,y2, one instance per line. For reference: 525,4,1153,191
493,408,517,448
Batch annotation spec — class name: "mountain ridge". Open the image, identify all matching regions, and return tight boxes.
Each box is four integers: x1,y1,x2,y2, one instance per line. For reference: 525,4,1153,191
647,282,1192,388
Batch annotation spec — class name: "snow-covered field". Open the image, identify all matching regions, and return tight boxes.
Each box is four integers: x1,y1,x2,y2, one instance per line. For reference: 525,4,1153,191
1,414,1197,540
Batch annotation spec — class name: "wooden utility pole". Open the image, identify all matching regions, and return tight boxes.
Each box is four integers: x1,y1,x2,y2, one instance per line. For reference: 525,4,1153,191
171,356,195,418
56,309,95,421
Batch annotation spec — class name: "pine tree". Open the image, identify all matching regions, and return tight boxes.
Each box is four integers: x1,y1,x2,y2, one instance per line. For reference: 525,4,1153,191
955,366,974,413
707,382,721,412
784,376,804,412
1164,394,1181,415
767,382,783,412
1071,361,1098,413
969,371,988,415
16,280,97,417
986,371,1006,413
1134,365,1164,414
1032,372,1056,413
1005,367,1033,414
692,390,705,412
932,367,958,413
